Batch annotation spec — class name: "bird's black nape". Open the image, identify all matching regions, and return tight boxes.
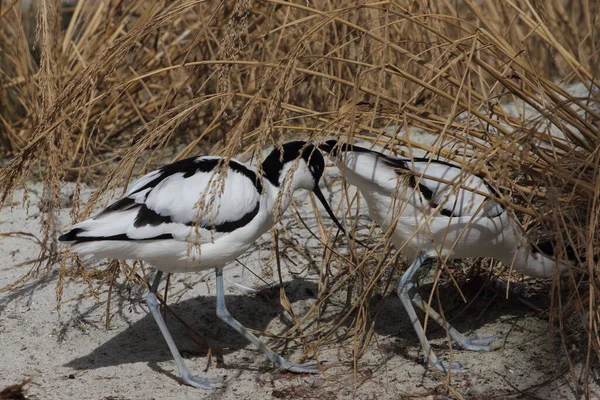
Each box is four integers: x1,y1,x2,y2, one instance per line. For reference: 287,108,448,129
318,140,339,155
319,139,372,156
261,141,324,187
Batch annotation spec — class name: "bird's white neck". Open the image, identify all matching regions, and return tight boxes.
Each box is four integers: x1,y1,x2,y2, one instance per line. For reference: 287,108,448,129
264,161,315,215
262,179,301,223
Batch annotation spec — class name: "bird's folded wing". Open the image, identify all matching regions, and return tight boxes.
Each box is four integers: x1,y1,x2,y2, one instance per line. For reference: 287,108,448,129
384,157,505,218
69,156,262,243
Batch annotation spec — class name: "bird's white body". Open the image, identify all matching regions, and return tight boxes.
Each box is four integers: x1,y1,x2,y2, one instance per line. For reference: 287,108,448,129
331,148,566,278
60,142,339,388
65,157,310,273
322,140,571,373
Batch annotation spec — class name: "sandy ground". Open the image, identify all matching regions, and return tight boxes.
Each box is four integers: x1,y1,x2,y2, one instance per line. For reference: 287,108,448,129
1,173,598,400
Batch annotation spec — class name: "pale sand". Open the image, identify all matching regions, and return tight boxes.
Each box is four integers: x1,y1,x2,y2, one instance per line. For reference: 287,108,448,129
1,175,596,400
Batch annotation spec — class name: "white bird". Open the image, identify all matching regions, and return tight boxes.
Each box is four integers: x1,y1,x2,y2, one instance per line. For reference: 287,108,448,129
59,141,346,389
320,139,571,373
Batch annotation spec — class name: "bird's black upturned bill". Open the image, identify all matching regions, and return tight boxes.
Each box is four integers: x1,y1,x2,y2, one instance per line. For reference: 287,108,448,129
313,185,346,234
313,185,368,249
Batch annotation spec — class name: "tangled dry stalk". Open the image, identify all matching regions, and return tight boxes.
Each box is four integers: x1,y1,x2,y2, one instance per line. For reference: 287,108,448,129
1,0,599,397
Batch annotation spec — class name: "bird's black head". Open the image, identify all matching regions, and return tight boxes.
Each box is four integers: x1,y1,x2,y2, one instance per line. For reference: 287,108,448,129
261,141,324,189
261,140,347,235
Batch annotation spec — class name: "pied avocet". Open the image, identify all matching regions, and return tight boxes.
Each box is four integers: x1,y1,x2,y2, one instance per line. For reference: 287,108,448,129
320,139,571,373
60,141,345,389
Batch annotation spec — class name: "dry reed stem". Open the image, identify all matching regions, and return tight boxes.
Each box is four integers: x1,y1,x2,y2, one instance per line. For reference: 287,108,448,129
1,0,599,396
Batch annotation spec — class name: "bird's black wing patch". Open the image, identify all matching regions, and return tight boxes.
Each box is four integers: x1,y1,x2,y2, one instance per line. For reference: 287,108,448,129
193,201,261,233
101,197,137,214
58,227,174,244
132,199,261,233
384,157,505,218
134,204,172,227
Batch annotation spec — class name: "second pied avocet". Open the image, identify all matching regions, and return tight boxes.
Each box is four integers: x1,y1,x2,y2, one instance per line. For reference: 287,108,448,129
59,141,346,389
320,139,571,373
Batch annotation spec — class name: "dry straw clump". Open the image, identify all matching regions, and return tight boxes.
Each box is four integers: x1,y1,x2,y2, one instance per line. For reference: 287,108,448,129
1,0,599,396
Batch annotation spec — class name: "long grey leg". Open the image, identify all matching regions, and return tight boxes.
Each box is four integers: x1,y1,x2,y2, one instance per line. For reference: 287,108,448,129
146,270,224,389
397,254,467,373
407,282,500,351
214,268,319,373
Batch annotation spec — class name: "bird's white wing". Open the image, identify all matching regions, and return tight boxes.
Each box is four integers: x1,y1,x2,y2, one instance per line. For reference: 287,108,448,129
384,157,505,218
65,156,263,244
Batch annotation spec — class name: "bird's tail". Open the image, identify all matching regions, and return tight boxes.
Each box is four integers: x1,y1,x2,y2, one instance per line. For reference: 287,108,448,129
59,209,136,243
506,237,577,278
58,207,141,259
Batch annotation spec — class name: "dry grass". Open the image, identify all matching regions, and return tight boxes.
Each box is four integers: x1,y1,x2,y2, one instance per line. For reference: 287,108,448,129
1,0,599,397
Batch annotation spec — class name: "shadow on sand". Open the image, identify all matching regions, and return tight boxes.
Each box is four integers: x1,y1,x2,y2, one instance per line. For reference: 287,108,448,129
65,279,321,373
65,272,550,379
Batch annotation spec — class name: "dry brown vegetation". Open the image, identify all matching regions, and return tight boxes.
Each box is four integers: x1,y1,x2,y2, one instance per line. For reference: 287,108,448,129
1,0,599,398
